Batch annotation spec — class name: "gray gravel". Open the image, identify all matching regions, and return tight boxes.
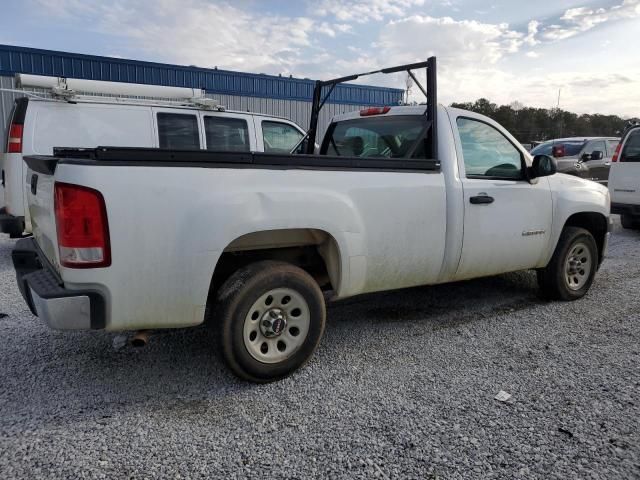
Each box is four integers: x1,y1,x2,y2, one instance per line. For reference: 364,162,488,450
1,219,639,479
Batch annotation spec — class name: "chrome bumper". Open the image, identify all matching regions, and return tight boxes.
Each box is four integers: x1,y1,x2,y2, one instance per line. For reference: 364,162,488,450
29,288,92,330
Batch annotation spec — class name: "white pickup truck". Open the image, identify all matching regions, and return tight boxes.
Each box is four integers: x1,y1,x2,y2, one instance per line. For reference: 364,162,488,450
12,59,611,382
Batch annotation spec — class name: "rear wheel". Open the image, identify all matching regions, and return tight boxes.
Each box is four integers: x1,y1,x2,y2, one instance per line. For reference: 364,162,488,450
215,261,326,382
621,214,640,230
537,227,598,301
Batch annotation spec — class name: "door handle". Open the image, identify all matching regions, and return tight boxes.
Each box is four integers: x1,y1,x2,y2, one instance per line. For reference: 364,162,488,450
470,195,494,204
30,174,38,195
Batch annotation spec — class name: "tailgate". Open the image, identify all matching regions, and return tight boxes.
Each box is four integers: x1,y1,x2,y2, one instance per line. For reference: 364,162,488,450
24,156,59,266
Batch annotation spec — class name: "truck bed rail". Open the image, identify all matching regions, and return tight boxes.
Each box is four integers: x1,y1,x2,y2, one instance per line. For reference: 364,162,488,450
24,147,440,175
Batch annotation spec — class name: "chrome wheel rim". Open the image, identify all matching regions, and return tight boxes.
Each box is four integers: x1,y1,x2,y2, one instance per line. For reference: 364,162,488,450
243,288,310,364
564,242,592,291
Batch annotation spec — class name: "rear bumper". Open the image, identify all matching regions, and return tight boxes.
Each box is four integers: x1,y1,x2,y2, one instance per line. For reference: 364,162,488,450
611,202,640,216
0,207,24,237
12,238,106,330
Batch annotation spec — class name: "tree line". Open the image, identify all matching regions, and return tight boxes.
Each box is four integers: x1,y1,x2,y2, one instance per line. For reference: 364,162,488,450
450,98,634,144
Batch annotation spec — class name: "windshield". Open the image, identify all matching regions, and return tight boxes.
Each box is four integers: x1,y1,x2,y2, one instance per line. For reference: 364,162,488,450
322,116,427,158
531,140,585,156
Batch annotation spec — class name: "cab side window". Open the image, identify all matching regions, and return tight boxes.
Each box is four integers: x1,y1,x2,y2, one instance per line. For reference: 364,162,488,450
204,117,250,152
456,117,523,179
262,121,304,154
584,140,606,158
157,113,200,149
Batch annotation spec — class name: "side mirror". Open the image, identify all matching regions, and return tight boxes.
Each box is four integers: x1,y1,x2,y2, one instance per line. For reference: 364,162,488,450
551,145,565,158
590,150,604,161
529,154,557,179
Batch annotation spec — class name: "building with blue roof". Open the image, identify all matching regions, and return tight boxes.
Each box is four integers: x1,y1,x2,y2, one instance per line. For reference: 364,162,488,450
0,44,403,136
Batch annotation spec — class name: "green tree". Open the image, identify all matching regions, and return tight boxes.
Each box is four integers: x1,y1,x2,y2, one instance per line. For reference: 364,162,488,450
450,99,629,143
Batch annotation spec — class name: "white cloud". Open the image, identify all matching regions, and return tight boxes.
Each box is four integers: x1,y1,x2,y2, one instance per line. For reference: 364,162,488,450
525,51,539,58
524,20,540,46
543,0,640,41
315,22,353,37
316,22,337,37
378,15,525,65
314,0,425,23
32,0,317,74
334,23,354,33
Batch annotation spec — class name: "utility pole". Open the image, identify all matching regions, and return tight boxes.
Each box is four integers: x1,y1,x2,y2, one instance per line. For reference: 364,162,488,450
556,88,563,139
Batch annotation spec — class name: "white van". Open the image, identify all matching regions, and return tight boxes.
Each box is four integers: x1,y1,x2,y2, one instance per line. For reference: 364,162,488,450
609,124,640,229
1,80,307,237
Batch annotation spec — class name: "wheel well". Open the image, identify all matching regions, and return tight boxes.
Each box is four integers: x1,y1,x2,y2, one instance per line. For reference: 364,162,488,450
208,229,341,301
564,212,608,263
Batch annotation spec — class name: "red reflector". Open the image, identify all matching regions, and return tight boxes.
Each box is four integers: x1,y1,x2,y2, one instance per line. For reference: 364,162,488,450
612,142,622,162
360,106,391,116
54,182,111,268
7,124,23,153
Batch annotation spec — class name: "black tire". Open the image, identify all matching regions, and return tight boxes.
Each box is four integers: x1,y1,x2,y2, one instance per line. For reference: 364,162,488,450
621,214,639,230
215,261,326,383
537,226,598,301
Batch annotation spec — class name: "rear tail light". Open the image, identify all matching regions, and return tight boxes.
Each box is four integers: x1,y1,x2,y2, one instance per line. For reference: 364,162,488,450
7,124,23,153
360,106,390,116
54,182,111,268
611,142,622,162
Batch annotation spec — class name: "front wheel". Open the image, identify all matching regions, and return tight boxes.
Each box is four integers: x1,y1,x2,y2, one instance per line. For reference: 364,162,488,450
537,227,598,301
215,261,326,383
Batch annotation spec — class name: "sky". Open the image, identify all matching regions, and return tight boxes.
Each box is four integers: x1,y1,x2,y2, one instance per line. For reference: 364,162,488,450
0,0,639,117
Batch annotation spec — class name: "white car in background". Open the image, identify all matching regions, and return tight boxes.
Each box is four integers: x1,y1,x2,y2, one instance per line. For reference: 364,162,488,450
1,75,307,238
609,124,640,229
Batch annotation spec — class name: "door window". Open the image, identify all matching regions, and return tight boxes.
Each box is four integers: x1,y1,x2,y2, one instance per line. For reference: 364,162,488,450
204,116,250,152
606,140,619,156
584,140,606,158
157,113,200,149
456,117,523,179
262,121,304,154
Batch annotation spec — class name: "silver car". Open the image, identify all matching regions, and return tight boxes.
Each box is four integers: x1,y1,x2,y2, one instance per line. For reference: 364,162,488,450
530,137,620,185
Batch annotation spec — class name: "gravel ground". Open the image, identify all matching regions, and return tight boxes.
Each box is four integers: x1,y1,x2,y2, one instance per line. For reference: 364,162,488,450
0,219,639,479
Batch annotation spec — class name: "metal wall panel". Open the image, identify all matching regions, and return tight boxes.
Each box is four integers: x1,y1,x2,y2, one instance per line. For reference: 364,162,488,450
0,75,369,145
0,44,403,106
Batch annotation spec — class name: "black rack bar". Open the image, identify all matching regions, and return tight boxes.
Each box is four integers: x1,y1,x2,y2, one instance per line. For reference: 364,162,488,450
305,57,437,159
426,57,437,161
43,148,440,172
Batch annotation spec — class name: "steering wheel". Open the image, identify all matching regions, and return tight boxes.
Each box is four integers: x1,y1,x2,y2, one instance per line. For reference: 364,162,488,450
485,163,519,177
